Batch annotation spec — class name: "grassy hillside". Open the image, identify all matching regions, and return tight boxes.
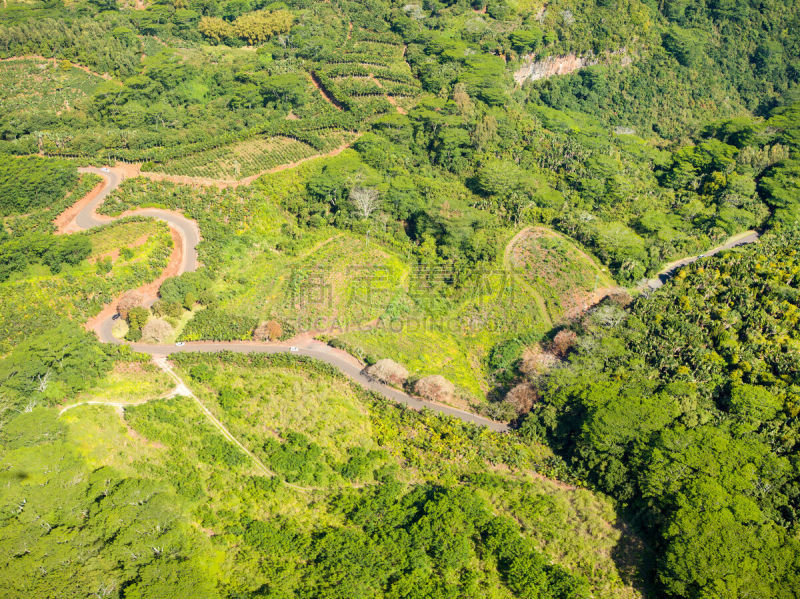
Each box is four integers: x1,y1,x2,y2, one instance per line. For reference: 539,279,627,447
0,349,648,598
0,218,172,352
96,159,613,405
0,0,798,595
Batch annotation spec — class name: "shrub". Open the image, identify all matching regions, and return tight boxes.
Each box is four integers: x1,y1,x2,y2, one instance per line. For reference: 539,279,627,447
183,292,197,310
413,375,455,403
189,364,213,383
179,308,258,341
152,299,183,318
141,318,173,343
365,359,409,386
117,290,145,318
548,330,578,359
519,344,558,377
159,271,212,304
127,306,149,330
253,320,283,341
503,383,538,416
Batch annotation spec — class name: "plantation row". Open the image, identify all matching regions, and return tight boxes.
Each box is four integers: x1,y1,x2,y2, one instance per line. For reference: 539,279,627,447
313,52,396,68
346,41,404,60
334,78,385,97
147,136,324,179
2,115,360,164
349,28,404,45
330,78,420,99
313,70,413,120
321,62,417,84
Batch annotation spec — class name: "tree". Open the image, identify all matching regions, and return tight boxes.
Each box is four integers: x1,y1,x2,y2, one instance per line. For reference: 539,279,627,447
198,16,234,43
413,375,455,402
364,359,409,386
117,290,144,319
141,318,173,343
260,74,308,109
349,186,381,220
127,306,149,330
0,322,112,402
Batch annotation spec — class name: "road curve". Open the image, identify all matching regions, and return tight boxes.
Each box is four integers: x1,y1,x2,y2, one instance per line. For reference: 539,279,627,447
63,167,509,433
75,167,201,274
643,230,760,290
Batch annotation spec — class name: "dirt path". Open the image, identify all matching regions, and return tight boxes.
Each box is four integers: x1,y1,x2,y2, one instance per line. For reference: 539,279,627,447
0,55,111,80
643,229,759,290
309,71,344,110
367,74,407,114
506,225,761,296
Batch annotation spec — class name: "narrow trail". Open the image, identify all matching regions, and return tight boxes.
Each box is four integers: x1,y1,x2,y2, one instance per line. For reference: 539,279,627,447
643,229,760,290
309,71,344,111
54,166,508,433
152,357,274,478
505,225,760,298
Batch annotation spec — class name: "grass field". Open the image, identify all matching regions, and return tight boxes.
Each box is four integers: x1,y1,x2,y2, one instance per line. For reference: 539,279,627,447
70,360,173,405
508,226,616,318
337,227,615,398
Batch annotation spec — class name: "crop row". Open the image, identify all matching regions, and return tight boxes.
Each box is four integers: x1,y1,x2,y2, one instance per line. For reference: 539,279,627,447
345,41,404,60
349,29,404,46
335,78,386,97
15,114,360,163
147,136,320,179
320,63,417,85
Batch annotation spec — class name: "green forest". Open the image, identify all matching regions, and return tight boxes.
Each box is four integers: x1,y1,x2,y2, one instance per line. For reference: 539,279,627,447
0,0,799,596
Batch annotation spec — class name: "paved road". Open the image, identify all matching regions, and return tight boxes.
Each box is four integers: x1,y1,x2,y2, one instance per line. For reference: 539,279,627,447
69,167,509,433
643,230,760,290
77,167,201,274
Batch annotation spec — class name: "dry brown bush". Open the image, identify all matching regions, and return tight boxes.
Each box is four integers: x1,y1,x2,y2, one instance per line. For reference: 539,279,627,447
520,343,558,377
504,383,539,415
365,359,409,386
117,290,145,319
549,330,578,358
605,289,632,308
413,375,455,403
253,320,283,341
141,318,173,343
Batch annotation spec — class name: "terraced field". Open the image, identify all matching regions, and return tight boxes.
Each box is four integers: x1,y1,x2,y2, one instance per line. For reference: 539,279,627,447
145,134,352,180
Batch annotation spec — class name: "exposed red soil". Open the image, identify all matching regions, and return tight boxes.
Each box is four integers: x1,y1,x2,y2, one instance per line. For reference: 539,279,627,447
309,71,345,110
83,227,183,334
54,177,107,234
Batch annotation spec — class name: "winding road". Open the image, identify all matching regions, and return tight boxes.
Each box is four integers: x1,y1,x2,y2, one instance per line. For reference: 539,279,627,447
62,168,761,436
60,167,509,432
643,229,760,290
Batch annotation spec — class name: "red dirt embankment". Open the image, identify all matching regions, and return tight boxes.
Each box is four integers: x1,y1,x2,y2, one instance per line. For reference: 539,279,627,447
83,227,183,334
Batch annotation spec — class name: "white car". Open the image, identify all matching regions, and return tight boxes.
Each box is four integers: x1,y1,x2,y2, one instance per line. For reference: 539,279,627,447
101,167,110,173
289,346,299,352
175,342,186,347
